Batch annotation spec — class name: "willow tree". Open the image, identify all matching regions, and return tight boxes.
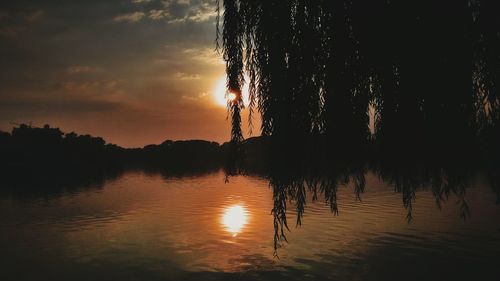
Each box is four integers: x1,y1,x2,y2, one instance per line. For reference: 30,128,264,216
216,1,500,253
216,0,500,159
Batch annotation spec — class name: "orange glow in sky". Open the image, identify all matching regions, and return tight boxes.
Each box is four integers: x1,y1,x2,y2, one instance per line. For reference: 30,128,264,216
0,1,266,147
213,76,251,107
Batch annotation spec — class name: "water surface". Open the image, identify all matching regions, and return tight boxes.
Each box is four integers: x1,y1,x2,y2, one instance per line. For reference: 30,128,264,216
1,170,499,281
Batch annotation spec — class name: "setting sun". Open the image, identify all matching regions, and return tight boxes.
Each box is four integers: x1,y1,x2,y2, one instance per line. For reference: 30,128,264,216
221,204,249,237
213,76,250,107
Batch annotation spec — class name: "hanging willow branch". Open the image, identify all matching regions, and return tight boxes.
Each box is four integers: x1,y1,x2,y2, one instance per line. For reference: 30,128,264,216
217,0,245,143
216,0,500,151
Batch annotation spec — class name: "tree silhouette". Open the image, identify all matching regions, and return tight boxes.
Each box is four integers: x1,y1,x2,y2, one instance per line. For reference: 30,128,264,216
216,0,500,157
217,2,500,252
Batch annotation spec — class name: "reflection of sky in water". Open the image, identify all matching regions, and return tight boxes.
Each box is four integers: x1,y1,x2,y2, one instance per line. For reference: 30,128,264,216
0,171,499,280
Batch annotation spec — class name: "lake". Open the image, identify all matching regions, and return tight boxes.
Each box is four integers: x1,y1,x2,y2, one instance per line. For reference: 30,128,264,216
1,170,499,281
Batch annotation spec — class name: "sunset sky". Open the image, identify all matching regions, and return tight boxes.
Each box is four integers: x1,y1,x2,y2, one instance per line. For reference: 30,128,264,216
0,0,256,147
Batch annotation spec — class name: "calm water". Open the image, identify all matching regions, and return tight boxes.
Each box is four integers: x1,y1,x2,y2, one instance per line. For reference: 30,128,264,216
1,170,499,281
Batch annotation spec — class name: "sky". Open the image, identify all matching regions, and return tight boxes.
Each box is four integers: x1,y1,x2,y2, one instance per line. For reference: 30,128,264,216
0,0,256,147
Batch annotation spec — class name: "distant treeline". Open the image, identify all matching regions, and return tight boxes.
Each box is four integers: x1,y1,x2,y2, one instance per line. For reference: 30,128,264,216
0,124,224,177
1,124,498,178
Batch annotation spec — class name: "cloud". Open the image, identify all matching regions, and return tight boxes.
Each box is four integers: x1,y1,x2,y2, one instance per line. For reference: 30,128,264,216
0,9,45,22
111,1,216,24
0,96,123,117
149,9,167,20
0,25,24,37
0,12,8,20
113,11,145,23
160,0,217,24
182,91,207,101
24,9,44,22
65,66,103,75
184,1,217,23
0,9,45,37
174,72,201,80
62,80,122,96
180,47,224,66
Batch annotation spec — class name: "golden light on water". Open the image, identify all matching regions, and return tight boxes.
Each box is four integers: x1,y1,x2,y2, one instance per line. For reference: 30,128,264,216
221,204,249,237
213,76,250,107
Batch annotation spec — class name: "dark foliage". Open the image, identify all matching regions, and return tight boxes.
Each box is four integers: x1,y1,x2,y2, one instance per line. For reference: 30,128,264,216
238,135,495,254
216,0,500,160
216,2,500,254
0,124,224,186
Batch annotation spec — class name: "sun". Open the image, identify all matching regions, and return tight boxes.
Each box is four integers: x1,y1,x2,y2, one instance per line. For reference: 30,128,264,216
213,75,250,107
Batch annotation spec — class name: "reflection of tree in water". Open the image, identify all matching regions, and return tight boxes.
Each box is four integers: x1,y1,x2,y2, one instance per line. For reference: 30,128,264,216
0,169,120,201
233,134,500,254
0,124,226,200
265,157,492,255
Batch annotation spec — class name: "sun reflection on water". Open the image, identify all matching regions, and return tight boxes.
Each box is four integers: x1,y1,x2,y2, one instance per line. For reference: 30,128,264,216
221,204,249,237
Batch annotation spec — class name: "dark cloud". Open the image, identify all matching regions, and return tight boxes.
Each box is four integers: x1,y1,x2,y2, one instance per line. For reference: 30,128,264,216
0,97,122,116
